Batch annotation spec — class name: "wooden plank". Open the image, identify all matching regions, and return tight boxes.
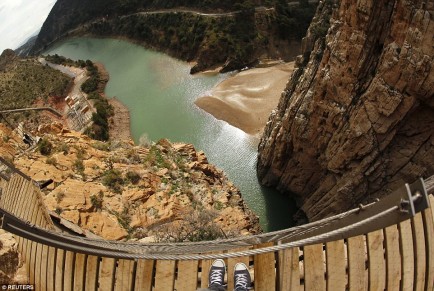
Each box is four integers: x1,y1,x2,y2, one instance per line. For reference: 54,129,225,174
200,258,213,288
39,244,49,291
15,181,32,254
55,249,65,291
74,253,87,291
326,240,346,291
348,235,366,291
13,178,28,219
422,197,434,291
64,251,75,291
35,199,45,228
399,219,414,291
114,259,135,291
46,246,57,291
29,188,39,225
304,244,326,291
0,175,12,208
17,181,32,219
98,258,116,291
228,248,250,291
175,260,199,291
367,230,385,291
18,182,34,222
134,259,154,291
34,243,43,290
28,241,37,284
254,242,276,291
85,255,99,291
25,191,39,279
5,174,19,210
278,247,300,291
154,260,176,291
3,174,18,210
384,225,401,291
10,176,26,214
412,213,426,291
20,238,28,272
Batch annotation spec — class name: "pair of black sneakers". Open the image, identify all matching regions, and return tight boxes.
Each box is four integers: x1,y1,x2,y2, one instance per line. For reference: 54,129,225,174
208,259,252,291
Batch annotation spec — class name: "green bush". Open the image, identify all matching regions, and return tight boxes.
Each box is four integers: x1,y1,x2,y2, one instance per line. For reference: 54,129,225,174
81,77,99,93
73,159,85,173
102,169,124,193
38,138,53,156
46,157,57,165
90,191,104,210
126,171,141,184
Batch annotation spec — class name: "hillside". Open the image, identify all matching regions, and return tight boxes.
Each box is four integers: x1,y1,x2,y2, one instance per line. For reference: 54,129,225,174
30,0,317,72
0,122,260,241
258,0,434,221
0,49,71,127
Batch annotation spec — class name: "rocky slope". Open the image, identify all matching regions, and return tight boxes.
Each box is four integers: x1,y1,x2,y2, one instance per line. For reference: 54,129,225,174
0,230,27,284
258,0,434,221
0,49,71,128
0,122,260,241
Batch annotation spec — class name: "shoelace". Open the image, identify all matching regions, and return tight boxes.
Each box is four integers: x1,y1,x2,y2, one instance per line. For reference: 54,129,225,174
210,269,224,286
235,273,249,290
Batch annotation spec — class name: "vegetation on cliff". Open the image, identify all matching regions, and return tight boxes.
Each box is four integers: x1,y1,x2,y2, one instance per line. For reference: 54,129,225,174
0,50,71,124
30,0,316,72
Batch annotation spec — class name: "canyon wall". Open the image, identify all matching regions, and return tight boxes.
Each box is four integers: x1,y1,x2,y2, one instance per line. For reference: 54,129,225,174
258,0,434,221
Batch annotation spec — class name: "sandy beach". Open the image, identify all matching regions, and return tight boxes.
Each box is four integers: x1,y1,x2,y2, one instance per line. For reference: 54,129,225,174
195,62,294,136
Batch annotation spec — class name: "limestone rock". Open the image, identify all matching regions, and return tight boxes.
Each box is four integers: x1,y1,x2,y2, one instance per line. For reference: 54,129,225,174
0,125,261,241
258,0,434,221
0,230,26,284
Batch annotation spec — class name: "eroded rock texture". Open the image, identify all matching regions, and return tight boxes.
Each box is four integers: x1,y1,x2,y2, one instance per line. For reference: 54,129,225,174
258,0,434,221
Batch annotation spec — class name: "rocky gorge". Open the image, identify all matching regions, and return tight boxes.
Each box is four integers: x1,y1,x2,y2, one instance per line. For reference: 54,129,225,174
258,0,434,221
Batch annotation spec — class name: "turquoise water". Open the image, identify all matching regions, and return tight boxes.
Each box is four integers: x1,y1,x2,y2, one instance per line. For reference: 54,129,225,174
46,37,296,231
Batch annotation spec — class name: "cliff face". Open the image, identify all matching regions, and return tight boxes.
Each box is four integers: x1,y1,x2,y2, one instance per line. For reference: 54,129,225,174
258,0,434,221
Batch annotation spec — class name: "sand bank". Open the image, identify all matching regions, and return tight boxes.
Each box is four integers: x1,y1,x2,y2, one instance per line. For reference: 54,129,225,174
195,62,294,136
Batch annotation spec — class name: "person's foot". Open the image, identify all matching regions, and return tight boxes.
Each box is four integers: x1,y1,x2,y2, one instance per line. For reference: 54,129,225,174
209,259,226,288
234,262,252,291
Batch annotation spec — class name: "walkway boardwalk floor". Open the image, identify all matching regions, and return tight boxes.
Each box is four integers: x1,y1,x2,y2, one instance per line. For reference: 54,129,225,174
0,157,433,290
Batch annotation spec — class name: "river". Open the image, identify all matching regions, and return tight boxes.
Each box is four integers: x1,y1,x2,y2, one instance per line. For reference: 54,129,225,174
45,37,296,231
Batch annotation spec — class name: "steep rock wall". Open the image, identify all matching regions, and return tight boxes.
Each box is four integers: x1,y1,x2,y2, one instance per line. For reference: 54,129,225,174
258,0,434,221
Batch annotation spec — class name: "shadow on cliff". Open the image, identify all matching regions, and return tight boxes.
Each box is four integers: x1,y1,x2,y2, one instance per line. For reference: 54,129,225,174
260,184,298,231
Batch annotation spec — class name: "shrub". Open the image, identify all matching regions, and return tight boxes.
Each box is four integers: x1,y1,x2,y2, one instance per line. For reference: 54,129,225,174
154,210,223,242
126,171,141,184
46,157,57,165
81,77,99,93
56,191,65,203
56,142,69,154
38,138,53,156
102,169,124,193
73,159,85,173
90,191,104,210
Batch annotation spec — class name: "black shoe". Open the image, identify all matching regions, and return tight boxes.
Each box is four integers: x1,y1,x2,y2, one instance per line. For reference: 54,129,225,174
209,259,226,288
234,262,252,291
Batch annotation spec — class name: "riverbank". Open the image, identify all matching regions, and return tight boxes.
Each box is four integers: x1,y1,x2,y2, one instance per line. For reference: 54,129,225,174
195,62,295,137
92,63,133,141
108,97,132,141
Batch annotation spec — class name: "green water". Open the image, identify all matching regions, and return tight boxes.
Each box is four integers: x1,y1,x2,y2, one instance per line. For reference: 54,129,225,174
46,37,296,231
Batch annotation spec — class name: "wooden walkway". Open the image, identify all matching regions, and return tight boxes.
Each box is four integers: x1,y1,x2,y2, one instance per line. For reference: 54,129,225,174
0,170,433,290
